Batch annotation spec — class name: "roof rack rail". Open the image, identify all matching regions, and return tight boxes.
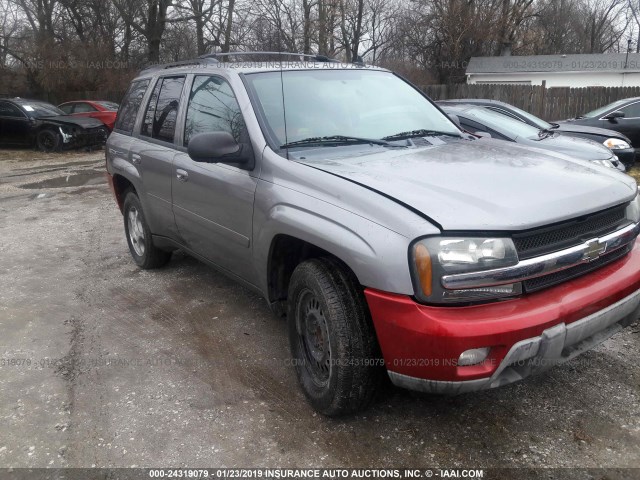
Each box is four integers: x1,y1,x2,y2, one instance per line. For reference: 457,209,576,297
198,51,340,63
140,57,219,73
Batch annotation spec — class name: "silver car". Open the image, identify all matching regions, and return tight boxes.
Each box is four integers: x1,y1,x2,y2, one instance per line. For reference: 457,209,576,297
106,53,640,416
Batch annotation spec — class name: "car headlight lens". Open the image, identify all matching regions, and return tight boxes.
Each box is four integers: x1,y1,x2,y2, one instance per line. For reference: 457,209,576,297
592,159,616,169
411,237,520,304
626,193,640,223
604,138,631,150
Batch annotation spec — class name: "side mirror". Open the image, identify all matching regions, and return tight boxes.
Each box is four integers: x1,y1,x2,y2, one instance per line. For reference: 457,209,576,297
474,131,492,139
604,111,625,121
187,132,254,168
447,113,462,128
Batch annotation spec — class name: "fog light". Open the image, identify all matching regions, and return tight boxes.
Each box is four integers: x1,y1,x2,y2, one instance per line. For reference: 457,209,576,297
458,347,490,366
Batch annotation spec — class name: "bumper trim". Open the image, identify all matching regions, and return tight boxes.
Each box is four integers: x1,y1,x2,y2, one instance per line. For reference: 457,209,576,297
388,287,640,395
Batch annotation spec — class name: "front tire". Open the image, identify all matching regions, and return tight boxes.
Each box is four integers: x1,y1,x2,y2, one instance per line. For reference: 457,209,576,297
123,191,171,269
287,257,382,416
36,129,61,152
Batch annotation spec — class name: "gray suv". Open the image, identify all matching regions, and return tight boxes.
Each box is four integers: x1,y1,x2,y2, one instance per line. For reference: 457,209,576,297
107,53,640,416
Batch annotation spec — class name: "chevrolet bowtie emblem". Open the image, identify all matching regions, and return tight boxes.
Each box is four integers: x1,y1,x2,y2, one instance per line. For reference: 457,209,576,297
584,239,606,262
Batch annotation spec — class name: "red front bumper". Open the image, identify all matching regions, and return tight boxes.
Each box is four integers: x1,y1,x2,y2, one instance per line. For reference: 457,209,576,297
365,239,640,384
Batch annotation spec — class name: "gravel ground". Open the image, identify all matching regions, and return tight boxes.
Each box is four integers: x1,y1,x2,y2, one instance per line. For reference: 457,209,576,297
0,149,639,473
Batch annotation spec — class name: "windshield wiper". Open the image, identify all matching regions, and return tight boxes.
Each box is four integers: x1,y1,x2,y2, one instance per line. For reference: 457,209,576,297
382,129,462,141
538,129,553,138
280,135,398,149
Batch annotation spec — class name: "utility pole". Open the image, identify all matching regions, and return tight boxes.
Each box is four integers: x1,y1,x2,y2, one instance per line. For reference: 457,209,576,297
623,38,632,87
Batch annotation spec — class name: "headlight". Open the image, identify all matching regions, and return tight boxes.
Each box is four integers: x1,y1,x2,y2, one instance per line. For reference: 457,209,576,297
626,193,640,223
592,159,616,169
604,138,631,150
411,237,520,304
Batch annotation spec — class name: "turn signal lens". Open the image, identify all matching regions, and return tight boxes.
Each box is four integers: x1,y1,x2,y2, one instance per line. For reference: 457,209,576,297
414,243,432,297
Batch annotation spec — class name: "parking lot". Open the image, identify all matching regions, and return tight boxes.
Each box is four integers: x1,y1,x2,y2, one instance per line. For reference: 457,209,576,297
0,148,639,470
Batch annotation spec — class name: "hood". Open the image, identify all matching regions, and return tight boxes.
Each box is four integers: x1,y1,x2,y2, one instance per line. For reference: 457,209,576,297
291,139,636,231
519,133,614,161
40,115,104,129
555,122,631,142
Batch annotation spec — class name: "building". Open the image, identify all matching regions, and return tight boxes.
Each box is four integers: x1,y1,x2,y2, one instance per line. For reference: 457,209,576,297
466,53,640,88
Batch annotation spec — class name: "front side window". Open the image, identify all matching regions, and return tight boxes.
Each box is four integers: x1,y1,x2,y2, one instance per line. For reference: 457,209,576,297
618,102,640,118
141,76,185,143
115,79,150,134
184,75,246,146
73,102,97,113
58,104,74,115
583,99,629,118
244,69,460,148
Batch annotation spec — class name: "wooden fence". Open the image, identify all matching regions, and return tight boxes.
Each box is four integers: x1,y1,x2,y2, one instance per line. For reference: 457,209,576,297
421,84,640,121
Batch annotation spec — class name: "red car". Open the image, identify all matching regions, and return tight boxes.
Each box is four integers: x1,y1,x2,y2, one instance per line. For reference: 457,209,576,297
58,100,119,131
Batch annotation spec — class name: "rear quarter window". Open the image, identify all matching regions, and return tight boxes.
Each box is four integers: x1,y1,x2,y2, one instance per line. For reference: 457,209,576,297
115,79,151,134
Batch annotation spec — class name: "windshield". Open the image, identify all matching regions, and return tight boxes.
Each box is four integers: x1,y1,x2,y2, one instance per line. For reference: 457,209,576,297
583,99,628,118
96,101,119,111
244,69,460,147
17,101,65,118
460,106,543,139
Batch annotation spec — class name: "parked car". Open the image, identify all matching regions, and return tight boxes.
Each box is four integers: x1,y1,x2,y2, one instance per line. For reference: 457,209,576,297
58,100,119,131
438,103,625,171
438,98,636,168
107,53,640,416
0,98,108,152
564,97,640,151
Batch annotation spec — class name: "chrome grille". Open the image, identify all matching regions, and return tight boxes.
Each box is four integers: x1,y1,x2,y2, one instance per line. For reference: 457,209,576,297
513,205,628,260
523,244,631,293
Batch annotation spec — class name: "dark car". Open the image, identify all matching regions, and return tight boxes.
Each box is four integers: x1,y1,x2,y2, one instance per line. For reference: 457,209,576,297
58,100,119,131
562,97,640,152
439,104,625,171
0,98,108,152
438,99,636,168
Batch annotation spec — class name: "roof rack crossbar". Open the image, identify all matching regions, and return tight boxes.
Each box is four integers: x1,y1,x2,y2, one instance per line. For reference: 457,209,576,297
198,51,340,63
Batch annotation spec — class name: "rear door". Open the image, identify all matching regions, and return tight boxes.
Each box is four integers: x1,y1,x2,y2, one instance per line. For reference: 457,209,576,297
172,74,258,281
109,79,151,207
131,75,186,239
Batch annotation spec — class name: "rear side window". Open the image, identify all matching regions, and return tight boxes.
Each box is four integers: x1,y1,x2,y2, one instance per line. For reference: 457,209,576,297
141,76,185,144
184,75,245,146
0,102,25,118
115,79,150,134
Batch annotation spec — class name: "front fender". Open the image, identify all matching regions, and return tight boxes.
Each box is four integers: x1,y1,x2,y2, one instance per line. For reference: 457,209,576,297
253,180,417,296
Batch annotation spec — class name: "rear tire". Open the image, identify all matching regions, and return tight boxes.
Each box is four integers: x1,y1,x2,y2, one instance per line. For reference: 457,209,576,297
36,129,61,152
123,191,172,269
287,257,382,416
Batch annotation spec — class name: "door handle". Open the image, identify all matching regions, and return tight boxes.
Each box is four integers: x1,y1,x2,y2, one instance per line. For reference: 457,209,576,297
131,154,142,165
176,169,189,182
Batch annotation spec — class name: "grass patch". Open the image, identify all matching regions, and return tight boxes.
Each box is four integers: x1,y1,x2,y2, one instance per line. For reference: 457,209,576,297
627,166,640,184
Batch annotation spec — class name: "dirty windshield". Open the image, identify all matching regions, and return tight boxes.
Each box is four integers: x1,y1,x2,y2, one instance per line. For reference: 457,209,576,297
245,69,461,147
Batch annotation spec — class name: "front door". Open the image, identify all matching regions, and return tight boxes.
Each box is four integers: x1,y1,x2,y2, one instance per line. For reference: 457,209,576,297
606,101,640,147
0,102,31,145
171,75,258,282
